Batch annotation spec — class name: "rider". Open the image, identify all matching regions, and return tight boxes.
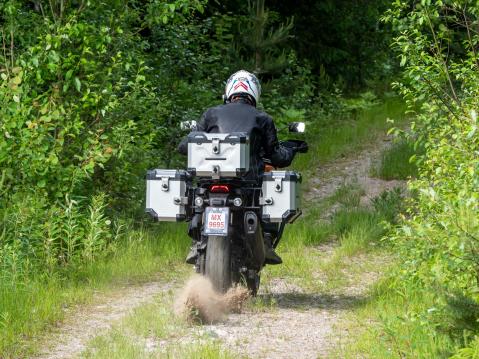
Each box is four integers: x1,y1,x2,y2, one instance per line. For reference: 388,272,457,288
178,70,295,265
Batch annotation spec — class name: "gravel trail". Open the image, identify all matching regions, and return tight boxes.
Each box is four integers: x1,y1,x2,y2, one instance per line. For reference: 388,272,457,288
37,131,405,359
36,281,176,359
306,134,406,204
191,132,405,358
188,247,389,359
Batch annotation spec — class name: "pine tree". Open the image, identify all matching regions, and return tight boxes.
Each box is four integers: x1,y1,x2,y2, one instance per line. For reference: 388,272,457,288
240,0,293,75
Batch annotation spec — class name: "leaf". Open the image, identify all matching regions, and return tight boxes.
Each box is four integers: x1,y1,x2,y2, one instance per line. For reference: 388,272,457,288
65,69,73,80
84,160,95,172
74,77,81,92
467,126,477,139
49,154,59,165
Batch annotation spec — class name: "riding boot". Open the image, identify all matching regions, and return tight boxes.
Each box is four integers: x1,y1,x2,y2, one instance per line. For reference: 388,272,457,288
185,245,198,264
263,233,282,265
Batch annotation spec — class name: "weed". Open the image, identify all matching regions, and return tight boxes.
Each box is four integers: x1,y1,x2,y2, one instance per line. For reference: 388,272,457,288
371,139,419,180
0,222,189,357
81,292,240,359
371,187,404,223
82,193,111,262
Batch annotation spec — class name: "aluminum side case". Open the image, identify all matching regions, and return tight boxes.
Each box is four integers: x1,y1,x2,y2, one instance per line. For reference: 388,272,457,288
261,171,302,223
146,169,188,221
187,132,250,178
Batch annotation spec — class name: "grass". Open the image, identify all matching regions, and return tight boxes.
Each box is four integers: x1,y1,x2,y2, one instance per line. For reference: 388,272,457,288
81,291,240,359
370,139,419,180
340,281,460,358
0,222,189,358
1,95,411,357
293,96,408,178
261,183,404,293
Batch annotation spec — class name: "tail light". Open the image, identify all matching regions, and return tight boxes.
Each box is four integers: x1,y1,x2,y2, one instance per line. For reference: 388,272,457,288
210,184,230,193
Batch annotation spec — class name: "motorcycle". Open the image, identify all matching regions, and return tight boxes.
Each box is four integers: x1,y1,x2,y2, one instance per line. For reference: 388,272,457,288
146,122,307,295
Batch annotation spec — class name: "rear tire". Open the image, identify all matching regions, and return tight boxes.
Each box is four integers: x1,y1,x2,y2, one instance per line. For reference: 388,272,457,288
246,272,260,296
205,235,232,293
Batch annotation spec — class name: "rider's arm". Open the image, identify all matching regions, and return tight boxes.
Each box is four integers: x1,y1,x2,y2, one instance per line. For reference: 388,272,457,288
261,115,294,168
177,110,209,155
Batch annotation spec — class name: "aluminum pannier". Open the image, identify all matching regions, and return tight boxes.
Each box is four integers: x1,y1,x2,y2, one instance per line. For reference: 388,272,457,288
146,169,188,221
187,132,250,178
261,171,302,223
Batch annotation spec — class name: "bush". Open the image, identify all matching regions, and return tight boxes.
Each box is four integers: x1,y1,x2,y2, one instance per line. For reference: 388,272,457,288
378,0,479,355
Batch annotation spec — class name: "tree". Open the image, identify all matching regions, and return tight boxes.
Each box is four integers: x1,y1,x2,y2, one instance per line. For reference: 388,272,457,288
238,0,293,75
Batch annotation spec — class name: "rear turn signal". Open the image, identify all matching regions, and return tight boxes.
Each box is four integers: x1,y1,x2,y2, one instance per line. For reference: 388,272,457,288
210,185,230,193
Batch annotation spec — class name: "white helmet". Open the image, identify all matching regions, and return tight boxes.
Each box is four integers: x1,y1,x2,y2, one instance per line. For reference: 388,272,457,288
225,70,261,106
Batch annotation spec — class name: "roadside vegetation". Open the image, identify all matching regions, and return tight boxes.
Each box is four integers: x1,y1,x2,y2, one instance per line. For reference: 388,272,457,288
0,0,397,356
4,0,479,358
370,139,419,180
343,1,479,357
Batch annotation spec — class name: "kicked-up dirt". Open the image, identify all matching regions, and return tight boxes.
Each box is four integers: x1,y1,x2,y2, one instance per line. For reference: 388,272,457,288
174,274,250,324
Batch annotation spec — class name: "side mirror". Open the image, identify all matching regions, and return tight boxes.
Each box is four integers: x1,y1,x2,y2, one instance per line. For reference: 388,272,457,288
288,122,306,133
180,120,198,131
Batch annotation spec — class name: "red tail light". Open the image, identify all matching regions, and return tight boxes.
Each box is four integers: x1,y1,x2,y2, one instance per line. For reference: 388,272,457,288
210,185,230,193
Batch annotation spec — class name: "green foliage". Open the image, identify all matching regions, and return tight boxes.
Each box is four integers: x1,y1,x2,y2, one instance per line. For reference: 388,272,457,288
0,0,402,355
1,4,160,200
371,139,419,180
268,0,395,88
371,187,405,224
356,0,479,356
237,0,293,75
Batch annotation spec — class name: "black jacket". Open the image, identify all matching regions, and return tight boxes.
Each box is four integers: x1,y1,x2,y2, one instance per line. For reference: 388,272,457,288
178,101,294,180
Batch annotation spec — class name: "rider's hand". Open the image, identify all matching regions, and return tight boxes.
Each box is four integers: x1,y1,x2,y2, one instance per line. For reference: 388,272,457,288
280,140,309,154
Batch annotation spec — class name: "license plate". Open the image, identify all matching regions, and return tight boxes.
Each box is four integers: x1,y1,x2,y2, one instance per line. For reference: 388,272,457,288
204,207,229,236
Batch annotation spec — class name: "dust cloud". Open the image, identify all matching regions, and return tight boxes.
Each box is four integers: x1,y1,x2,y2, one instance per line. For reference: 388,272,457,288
174,275,250,324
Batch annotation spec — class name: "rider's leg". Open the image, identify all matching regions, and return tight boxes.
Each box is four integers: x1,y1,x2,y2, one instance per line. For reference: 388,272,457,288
263,223,282,265
185,214,201,264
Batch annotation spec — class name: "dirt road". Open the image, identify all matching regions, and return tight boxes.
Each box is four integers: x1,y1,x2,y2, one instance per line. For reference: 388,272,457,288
37,132,405,359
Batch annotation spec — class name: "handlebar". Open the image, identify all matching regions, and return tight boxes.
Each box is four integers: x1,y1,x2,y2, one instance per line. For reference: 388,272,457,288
263,139,308,172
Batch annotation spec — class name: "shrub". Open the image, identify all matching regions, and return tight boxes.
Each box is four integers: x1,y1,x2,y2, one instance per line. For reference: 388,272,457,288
381,0,479,355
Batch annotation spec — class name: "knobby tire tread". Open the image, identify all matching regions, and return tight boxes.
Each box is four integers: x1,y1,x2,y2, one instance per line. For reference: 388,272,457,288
205,235,231,293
